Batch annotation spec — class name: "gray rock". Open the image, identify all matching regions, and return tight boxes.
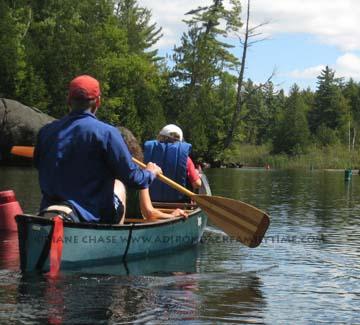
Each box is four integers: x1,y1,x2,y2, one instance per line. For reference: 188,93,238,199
0,98,54,163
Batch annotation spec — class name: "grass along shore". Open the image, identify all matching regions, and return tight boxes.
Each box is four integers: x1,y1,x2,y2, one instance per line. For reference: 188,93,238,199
222,144,360,170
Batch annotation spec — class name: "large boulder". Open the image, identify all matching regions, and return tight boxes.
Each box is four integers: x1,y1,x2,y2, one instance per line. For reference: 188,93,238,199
0,98,54,164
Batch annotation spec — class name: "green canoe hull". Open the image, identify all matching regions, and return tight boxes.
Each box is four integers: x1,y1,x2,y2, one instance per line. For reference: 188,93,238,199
16,209,207,272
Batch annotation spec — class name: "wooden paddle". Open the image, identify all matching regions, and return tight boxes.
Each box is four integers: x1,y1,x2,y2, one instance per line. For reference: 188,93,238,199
133,157,270,248
11,146,270,248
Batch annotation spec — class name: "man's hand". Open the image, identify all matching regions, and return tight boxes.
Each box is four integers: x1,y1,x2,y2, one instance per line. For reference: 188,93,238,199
171,208,188,219
145,162,162,177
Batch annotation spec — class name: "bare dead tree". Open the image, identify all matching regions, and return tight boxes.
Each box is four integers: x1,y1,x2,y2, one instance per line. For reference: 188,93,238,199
224,0,271,149
352,127,356,150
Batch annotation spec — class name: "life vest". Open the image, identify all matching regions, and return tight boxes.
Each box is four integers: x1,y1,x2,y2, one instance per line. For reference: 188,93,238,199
144,140,191,202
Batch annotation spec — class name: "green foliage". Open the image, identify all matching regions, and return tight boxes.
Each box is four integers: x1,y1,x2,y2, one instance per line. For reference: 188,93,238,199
309,66,349,136
272,84,310,155
315,124,340,146
1,0,360,166
240,80,282,145
222,143,270,166
0,1,28,98
171,0,242,160
0,0,165,143
225,143,360,169
115,0,163,60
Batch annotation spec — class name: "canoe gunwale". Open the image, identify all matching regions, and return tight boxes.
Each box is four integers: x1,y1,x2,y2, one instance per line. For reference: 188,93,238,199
15,206,202,230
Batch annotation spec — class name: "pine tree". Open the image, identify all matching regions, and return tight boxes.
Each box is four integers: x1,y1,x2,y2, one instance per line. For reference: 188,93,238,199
309,66,348,135
115,0,163,61
272,84,310,155
342,78,360,149
171,0,241,158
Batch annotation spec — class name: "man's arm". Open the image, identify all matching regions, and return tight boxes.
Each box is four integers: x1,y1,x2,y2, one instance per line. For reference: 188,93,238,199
139,189,188,220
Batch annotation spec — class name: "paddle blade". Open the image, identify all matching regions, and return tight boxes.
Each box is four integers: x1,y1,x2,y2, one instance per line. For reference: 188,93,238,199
194,195,270,248
11,146,34,158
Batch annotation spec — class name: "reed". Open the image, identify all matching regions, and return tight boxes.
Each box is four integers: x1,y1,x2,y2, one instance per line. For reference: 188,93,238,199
223,144,360,169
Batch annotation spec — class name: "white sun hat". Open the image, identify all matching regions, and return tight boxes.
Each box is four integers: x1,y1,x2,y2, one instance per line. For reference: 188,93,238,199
159,124,183,141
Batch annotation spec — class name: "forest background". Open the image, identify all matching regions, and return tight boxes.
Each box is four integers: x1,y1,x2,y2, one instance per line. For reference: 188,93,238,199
1,0,360,169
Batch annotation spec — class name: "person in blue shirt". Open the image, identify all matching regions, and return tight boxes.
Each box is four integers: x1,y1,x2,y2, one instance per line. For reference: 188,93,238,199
34,75,162,224
144,124,201,202
118,126,188,220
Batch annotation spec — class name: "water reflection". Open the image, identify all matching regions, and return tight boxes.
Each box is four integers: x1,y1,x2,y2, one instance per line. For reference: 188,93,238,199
198,274,265,324
0,166,41,213
65,246,199,276
208,168,360,238
11,242,268,324
1,167,360,323
15,252,201,324
15,271,267,324
0,230,19,270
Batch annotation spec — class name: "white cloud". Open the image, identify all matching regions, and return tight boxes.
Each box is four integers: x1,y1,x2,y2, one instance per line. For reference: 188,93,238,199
138,0,210,48
288,65,325,79
137,0,360,89
286,53,360,81
138,0,360,52
335,53,360,79
252,0,360,52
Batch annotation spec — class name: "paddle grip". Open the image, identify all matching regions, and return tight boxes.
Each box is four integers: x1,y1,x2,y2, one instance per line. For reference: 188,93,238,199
11,146,35,158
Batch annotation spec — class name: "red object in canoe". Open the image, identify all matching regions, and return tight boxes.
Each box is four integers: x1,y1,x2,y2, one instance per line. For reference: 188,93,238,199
0,190,23,232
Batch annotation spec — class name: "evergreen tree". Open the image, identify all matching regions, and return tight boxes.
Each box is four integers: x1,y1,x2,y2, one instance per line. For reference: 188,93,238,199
272,84,310,155
264,83,286,143
238,80,281,146
301,87,315,110
171,0,241,158
115,0,162,61
309,66,348,137
241,80,265,144
342,79,360,149
108,0,165,139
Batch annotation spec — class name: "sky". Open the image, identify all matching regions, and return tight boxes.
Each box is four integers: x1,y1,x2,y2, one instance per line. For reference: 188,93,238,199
137,0,360,92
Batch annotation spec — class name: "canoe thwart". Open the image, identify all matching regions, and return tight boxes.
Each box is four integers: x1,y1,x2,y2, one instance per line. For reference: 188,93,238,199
152,202,197,210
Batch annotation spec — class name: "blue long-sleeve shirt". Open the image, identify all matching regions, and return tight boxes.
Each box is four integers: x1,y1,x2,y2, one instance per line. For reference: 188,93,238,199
34,110,155,223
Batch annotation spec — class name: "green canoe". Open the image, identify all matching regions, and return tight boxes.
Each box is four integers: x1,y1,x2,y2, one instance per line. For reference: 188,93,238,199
16,175,211,272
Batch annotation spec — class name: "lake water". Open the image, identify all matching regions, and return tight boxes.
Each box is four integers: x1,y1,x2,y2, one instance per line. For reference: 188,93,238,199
0,167,359,324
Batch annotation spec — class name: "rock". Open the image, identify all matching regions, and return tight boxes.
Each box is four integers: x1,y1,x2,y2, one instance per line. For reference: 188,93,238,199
211,160,222,168
0,98,54,164
227,162,237,168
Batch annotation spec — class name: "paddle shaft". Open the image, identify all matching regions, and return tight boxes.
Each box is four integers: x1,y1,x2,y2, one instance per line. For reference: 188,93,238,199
10,147,194,197
132,157,195,198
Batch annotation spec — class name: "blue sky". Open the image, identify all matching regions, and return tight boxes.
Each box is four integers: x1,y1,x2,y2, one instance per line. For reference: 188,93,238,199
138,0,360,92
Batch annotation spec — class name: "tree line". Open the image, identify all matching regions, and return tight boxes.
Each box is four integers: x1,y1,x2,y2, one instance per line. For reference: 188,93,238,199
1,0,359,164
